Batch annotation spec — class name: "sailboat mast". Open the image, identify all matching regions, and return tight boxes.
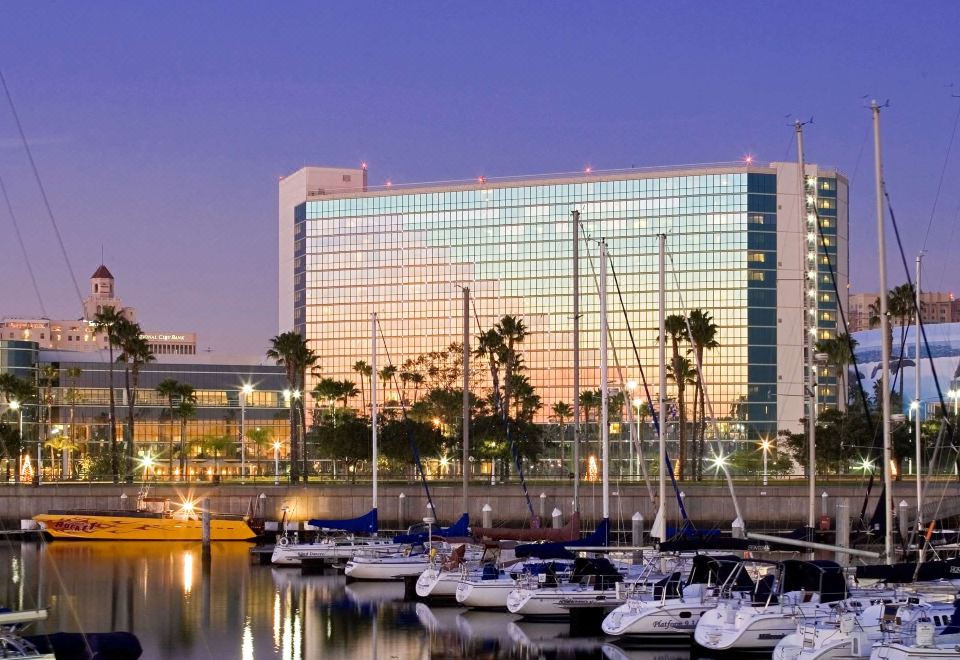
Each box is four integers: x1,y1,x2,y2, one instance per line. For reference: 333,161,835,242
914,254,923,529
796,120,817,532
572,209,581,513
462,286,470,517
600,241,610,520
656,233,667,540
371,312,378,511
872,100,894,564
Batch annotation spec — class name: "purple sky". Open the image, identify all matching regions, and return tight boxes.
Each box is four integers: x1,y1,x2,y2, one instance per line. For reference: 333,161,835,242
1,3,959,355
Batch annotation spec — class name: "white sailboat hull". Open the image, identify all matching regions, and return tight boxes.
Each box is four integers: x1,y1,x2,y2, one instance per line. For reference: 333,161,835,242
271,539,402,566
415,567,461,599
456,577,517,609
507,586,623,618
602,597,710,638
344,555,429,581
695,603,830,652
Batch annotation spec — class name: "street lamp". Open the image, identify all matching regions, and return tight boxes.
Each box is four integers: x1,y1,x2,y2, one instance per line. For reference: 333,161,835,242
240,383,254,483
759,438,772,486
8,399,23,439
273,441,281,486
9,401,23,481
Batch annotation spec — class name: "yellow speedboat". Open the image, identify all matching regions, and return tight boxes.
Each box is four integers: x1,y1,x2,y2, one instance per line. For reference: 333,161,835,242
33,496,256,541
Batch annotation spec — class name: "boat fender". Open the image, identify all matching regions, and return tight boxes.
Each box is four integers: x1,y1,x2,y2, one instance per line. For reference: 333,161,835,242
839,612,855,634
279,536,290,547
915,620,934,647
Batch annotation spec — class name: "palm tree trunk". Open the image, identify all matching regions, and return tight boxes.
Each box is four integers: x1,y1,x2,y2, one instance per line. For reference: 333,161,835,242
691,379,700,481
168,403,174,479
677,387,686,481
125,367,134,484
698,382,706,480
179,418,187,478
108,344,118,483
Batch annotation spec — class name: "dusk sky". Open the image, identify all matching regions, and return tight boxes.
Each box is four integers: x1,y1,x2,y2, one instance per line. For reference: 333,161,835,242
1,2,959,355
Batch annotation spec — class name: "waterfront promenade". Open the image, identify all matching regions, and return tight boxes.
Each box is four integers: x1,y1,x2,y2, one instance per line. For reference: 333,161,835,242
0,480,950,530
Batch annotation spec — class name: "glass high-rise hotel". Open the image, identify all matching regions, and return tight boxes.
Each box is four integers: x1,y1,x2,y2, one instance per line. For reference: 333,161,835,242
279,163,848,443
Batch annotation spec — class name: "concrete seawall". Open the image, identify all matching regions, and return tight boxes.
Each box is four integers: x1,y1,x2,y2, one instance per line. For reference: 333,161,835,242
3,481,951,530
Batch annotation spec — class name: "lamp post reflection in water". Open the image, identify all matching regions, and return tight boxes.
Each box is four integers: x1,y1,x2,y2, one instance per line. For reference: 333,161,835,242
182,551,193,595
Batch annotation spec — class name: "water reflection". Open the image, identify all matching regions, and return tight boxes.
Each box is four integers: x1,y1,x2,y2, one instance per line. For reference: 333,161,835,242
0,542,717,659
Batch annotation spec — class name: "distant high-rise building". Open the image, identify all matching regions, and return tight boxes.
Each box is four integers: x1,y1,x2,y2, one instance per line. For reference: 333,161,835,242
279,162,849,440
848,291,959,332
1,265,197,357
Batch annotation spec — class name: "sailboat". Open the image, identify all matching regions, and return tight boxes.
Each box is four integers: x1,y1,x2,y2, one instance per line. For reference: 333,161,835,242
504,241,630,617
601,554,756,640
272,313,393,567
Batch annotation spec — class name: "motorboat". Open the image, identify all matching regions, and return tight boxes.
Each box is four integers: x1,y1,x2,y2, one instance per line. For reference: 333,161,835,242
602,554,758,640
774,595,958,660
33,494,254,541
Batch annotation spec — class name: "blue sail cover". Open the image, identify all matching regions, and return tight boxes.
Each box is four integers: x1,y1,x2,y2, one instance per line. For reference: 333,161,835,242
392,513,470,544
309,508,378,534
514,518,611,560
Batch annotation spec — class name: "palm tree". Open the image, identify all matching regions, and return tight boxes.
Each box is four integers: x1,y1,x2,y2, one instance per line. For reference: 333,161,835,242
551,401,572,467
267,331,316,483
494,315,528,414
0,374,36,483
116,320,154,483
378,365,398,406
579,388,601,445
201,434,233,480
44,434,78,480
475,328,506,417
890,284,916,402
664,314,690,479
338,380,359,409
91,306,126,482
175,384,197,478
156,378,181,476
668,355,697,480
687,309,719,481
63,367,83,476
816,333,858,411
352,360,371,412
36,365,58,484
636,401,652,443
246,426,272,479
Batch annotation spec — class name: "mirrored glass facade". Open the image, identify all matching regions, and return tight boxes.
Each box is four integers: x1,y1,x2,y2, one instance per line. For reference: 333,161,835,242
287,164,848,441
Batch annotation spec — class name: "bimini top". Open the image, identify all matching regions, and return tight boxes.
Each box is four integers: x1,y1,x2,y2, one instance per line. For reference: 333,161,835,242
309,508,378,534
855,557,960,584
686,554,754,591
780,559,847,603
